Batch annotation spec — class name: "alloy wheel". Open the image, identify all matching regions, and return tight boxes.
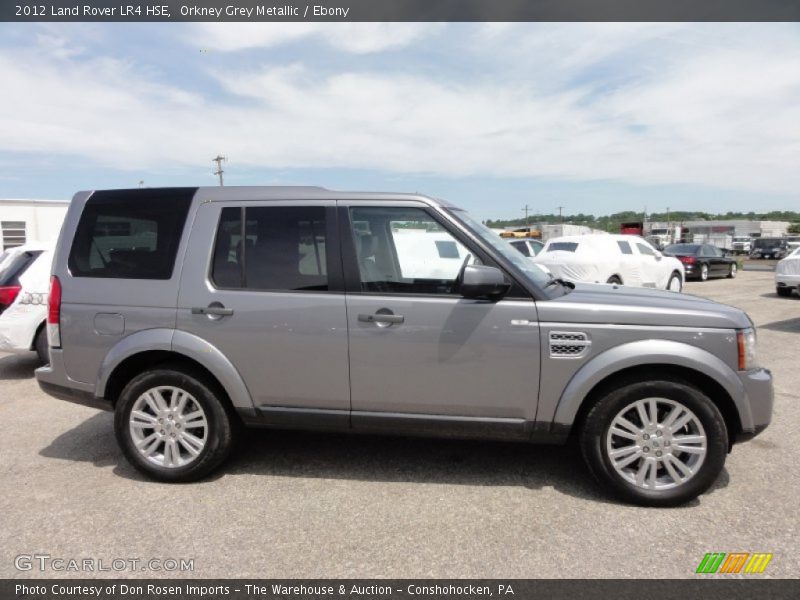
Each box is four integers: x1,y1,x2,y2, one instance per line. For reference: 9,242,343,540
605,398,707,490
129,386,208,468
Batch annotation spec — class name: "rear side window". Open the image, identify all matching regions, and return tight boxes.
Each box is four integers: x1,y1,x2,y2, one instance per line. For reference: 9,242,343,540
435,240,461,259
510,241,530,256
547,242,579,253
617,241,633,255
636,242,656,256
211,206,328,292
68,189,194,279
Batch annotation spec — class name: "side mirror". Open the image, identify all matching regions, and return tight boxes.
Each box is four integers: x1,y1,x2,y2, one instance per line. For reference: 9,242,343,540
654,250,663,260
460,265,510,300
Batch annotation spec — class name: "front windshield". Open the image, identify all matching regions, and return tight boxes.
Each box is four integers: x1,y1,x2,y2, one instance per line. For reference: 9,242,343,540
449,208,551,287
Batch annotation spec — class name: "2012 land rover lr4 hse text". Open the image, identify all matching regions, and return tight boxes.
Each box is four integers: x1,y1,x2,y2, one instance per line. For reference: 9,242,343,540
36,187,773,506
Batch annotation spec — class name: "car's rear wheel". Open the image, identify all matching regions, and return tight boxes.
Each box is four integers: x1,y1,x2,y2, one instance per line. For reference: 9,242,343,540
34,325,49,365
699,264,709,281
114,367,236,482
776,286,793,297
667,272,682,292
580,379,728,506
728,263,737,278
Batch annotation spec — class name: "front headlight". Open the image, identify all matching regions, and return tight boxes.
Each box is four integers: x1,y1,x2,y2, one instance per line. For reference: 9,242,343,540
737,328,757,370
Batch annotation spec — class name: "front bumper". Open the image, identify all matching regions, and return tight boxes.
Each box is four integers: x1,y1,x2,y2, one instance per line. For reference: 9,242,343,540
775,274,800,289
734,367,773,444
35,348,112,411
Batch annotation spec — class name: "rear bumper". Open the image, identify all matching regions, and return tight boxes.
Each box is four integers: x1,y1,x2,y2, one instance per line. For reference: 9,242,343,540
35,349,111,411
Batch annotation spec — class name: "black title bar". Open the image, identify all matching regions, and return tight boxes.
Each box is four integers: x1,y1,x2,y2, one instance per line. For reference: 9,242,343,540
3,0,800,22
4,580,800,600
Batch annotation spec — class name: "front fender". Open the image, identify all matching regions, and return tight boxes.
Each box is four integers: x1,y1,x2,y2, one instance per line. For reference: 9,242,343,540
95,328,254,411
552,339,754,431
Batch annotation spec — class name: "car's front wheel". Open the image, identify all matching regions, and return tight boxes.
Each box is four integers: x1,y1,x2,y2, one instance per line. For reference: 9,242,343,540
776,286,793,297
728,263,737,278
580,378,728,506
114,367,236,482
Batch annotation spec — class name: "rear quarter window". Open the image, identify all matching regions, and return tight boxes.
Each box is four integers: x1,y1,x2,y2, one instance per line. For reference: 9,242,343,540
68,188,195,279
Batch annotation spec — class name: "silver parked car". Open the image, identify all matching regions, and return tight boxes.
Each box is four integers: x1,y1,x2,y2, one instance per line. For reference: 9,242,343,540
37,187,773,506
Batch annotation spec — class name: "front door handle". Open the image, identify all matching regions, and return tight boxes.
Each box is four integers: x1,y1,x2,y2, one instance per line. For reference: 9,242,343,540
191,306,234,316
358,313,404,324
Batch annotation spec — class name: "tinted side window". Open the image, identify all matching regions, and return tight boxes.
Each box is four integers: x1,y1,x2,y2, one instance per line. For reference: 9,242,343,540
510,241,530,256
211,206,328,292
68,189,194,279
617,241,633,255
636,242,655,256
211,207,244,289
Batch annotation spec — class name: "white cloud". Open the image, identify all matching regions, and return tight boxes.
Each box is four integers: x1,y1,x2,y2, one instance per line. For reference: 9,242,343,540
187,22,443,53
0,24,799,196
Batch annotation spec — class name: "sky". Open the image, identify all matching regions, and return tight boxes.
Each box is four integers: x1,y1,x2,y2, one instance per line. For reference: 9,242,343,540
0,22,798,221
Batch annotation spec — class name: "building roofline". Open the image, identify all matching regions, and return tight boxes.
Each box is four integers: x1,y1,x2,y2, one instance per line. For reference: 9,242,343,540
0,198,70,205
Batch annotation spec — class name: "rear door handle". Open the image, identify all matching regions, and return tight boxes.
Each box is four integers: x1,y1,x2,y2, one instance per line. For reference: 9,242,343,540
191,306,234,316
358,313,404,324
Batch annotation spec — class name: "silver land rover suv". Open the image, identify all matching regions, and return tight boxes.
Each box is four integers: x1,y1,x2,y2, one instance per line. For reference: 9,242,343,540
36,187,773,506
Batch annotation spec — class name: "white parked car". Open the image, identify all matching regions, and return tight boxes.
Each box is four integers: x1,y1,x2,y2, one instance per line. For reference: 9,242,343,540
532,234,685,291
775,246,800,297
0,243,54,363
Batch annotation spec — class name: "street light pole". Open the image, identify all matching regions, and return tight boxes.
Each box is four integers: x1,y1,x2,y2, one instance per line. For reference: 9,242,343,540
212,155,227,186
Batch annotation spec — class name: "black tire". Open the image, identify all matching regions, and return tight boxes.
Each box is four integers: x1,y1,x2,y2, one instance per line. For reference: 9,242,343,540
666,272,682,292
34,325,49,365
727,263,737,279
606,275,622,285
114,367,236,482
579,378,728,507
699,264,709,281
776,286,793,297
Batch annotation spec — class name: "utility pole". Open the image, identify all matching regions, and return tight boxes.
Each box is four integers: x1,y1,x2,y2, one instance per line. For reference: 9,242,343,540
522,204,531,231
557,206,564,223
212,155,227,186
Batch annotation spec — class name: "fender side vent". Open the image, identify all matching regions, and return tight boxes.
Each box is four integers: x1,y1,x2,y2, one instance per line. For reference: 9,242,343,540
549,331,590,358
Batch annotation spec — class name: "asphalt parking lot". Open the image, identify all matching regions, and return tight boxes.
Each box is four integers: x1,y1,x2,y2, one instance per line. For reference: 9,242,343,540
0,270,797,579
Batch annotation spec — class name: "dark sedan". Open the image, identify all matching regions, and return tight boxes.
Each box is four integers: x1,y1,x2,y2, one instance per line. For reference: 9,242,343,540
664,243,738,281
